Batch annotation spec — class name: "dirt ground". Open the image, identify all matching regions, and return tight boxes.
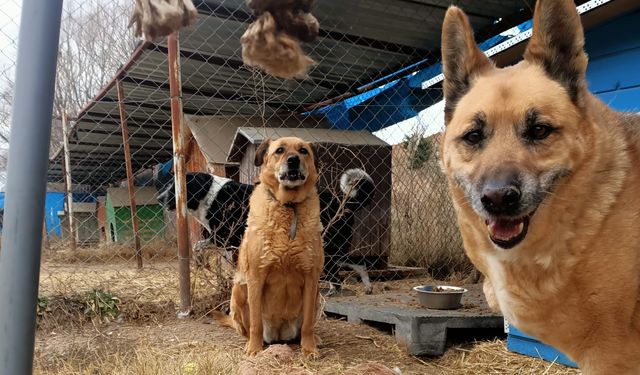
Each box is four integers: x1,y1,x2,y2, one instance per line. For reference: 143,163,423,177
34,316,581,375
34,257,580,374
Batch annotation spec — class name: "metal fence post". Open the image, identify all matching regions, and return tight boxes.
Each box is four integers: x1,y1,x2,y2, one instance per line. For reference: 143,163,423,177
167,32,192,317
62,113,77,251
0,0,63,373
116,79,143,269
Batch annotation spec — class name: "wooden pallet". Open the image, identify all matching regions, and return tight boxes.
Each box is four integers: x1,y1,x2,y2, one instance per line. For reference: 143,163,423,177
324,283,503,356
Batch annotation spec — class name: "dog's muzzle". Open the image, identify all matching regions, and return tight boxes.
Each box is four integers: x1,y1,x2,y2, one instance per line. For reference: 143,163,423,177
277,155,307,187
477,171,536,249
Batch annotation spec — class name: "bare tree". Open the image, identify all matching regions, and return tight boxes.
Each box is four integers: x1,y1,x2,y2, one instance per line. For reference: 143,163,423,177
54,0,137,118
0,0,137,169
49,0,137,157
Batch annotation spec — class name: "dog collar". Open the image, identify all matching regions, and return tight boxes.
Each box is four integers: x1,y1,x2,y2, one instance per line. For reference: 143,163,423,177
266,189,299,240
285,203,298,240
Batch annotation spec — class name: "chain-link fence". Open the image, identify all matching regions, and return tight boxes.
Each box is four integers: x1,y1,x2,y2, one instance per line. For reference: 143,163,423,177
0,0,547,334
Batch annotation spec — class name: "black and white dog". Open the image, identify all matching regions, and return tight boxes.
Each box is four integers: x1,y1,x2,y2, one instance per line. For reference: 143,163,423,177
156,169,375,294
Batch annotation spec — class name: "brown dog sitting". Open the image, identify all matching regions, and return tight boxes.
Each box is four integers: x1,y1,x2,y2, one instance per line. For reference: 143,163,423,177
217,136,323,358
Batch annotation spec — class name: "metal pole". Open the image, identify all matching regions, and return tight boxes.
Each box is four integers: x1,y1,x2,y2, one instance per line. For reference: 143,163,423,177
116,80,143,269
168,32,192,317
0,1,63,373
62,113,77,251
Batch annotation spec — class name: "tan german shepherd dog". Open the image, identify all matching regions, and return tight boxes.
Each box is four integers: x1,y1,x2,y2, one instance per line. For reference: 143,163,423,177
440,0,640,373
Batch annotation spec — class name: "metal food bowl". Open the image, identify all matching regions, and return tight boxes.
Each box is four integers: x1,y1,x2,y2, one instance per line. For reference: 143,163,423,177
413,285,468,310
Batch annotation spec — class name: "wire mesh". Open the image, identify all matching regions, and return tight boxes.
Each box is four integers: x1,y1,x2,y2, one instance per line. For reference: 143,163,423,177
0,0,535,338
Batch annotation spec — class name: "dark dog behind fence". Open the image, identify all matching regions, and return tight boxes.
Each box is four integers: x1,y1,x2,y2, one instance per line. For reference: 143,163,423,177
156,168,375,293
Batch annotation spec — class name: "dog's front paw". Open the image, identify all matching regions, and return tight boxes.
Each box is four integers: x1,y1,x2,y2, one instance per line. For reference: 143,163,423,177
245,341,263,356
301,336,319,359
302,347,319,359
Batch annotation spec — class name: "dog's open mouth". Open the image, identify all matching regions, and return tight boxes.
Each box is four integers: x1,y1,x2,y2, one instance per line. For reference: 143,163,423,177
279,170,306,182
278,170,307,188
485,213,533,249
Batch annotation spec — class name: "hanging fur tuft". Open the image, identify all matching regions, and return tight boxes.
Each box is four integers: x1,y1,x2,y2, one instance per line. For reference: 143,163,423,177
271,9,319,43
241,11,315,79
128,0,199,42
241,0,319,79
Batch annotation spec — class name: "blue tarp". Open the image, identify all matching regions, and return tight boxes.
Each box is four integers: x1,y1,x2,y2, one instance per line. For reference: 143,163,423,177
43,192,96,237
43,192,65,237
0,191,97,237
306,20,534,132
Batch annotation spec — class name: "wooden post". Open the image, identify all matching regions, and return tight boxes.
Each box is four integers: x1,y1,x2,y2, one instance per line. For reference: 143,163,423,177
61,113,76,251
116,80,143,269
168,32,191,317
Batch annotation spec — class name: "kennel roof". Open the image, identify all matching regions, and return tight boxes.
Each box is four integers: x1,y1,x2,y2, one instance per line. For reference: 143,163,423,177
106,187,159,207
227,127,388,163
47,0,625,187
68,203,97,214
186,114,331,166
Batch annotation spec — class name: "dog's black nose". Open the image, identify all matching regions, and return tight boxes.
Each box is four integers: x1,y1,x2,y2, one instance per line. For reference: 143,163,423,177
287,155,300,169
481,185,521,215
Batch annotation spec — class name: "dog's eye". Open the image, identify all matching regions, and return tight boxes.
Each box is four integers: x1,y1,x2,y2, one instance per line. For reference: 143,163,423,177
463,130,484,145
299,147,308,155
275,147,284,154
525,124,553,141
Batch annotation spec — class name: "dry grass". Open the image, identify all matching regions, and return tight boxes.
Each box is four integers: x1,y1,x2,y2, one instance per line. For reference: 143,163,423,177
35,337,244,375
43,240,178,264
390,145,473,278
38,249,233,333
33,317,580,375
35,259,580,375
436,339,580,375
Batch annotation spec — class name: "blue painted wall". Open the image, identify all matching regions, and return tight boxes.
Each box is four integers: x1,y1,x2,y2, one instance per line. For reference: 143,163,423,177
0,191,96,237
586,9,640,111
43,192,65,237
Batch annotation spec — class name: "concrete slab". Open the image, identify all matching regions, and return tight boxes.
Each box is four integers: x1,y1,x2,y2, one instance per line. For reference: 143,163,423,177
323,283,503,356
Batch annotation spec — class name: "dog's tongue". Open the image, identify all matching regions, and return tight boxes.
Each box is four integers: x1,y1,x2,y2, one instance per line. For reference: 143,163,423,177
487,218,524,241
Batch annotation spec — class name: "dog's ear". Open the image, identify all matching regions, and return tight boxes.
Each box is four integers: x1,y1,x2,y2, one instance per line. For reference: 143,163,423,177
309,142,319,171
441,6,493,125
524,0,588,104
254,138,271,167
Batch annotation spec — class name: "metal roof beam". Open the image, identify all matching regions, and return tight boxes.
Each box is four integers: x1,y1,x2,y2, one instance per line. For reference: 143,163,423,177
146,43,352,93
74,128,172,142
119,75,298,111
66,150,164,159
80,113,170,128
149,43,244,70
97,95,236,116
67,141,168,152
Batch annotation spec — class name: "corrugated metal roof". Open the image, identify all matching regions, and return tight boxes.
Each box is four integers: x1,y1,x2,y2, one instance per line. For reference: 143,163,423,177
46,0,547,187
228,127,388,163
107,187,159,207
